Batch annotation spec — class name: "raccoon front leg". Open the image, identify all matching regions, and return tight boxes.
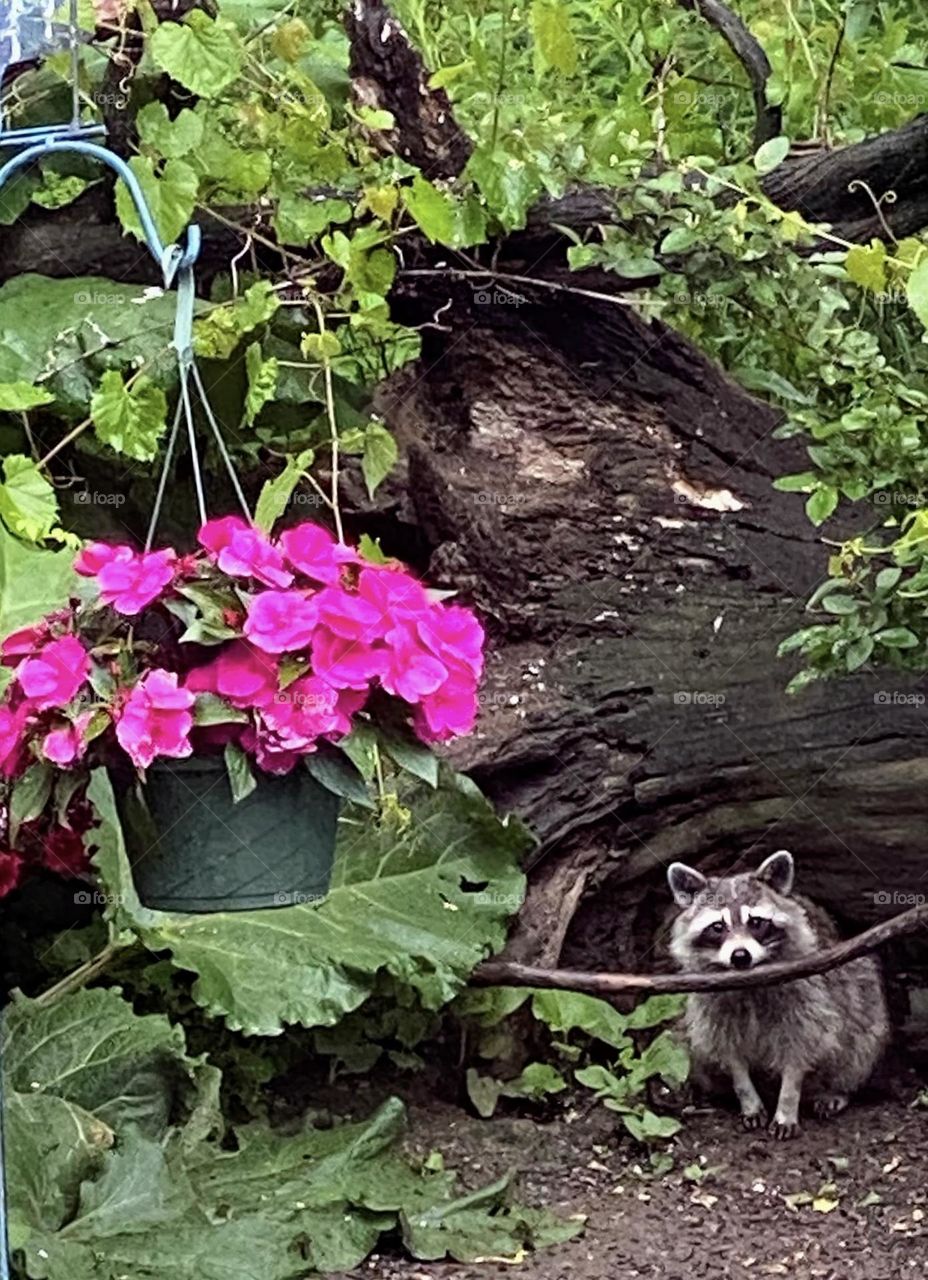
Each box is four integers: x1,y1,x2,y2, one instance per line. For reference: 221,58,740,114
729,1059,766,1130
770,1061,805,1140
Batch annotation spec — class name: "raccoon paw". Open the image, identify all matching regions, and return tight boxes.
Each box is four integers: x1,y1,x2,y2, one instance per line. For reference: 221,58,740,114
769,1118,800,1141
812,1093,849,1120
740,1110,767,1131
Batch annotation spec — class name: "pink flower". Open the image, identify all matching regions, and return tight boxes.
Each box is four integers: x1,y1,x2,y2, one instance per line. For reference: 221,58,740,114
381,625,448,703
19,635,90,710
414,670,479,743
0,851,23,898
244,590,319,654
199,517,293,589
115,669,194,768
186,641,279,708
0,703,29,777
265,675,359,747
1,621,49,663
74,541,134,577
418,605,484,679
311,627,385,690
315,568,430,644
41,713,96,767
279,523,359,585
97,549,176,616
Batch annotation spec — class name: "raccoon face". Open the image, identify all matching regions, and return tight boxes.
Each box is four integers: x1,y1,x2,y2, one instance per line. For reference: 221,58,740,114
666,851,804,972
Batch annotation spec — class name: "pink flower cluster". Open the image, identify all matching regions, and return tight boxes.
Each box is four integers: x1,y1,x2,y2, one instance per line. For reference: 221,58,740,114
0,518,485,784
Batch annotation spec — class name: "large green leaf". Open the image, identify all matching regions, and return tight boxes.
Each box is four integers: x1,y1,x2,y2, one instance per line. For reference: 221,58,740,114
3,987,219,1141
0,276,182,414
150,12,245,98
90,769,529,1035
0,523,77,634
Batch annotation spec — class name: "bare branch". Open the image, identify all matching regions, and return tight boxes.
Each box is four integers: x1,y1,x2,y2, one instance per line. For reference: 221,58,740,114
678,0,782,148
472,902,928,995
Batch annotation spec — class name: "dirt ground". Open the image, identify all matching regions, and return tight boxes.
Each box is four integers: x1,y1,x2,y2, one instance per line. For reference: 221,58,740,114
335,1068,927,1280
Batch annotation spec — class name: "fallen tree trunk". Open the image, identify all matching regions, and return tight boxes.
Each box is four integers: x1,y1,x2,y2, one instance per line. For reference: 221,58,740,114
375,273,928,980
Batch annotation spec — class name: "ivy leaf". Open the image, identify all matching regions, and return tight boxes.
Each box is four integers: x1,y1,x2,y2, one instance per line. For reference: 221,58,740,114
194,282,279,360
403,176,457,245
362,423,398,498
91,372,169,462
0,381,54,411
531,0,578,75
150,12,245,98
274,195,352,247
0,455,59,542
244,343,279,426
115,156,199,246
845,242,887,295
136,103,204,160
754,135,790,174
906,258,928,329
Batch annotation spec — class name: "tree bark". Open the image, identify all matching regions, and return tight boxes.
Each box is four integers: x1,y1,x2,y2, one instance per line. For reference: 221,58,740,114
377,275,928,980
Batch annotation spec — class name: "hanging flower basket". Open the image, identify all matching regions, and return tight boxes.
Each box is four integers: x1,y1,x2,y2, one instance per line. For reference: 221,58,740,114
0,518,485,912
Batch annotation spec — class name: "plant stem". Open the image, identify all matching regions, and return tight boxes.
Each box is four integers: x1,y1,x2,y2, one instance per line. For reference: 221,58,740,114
34,942,124,1007
310,295,345,543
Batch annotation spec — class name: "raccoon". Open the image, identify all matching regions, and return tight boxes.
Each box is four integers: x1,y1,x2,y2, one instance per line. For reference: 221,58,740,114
666,850,889,1139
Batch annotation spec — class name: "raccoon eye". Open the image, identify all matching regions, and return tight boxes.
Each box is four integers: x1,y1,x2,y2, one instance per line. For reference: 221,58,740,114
748,915,773,935
705,920,725,937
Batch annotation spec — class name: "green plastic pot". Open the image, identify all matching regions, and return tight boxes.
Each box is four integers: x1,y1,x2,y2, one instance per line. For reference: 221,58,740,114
113,756,340,913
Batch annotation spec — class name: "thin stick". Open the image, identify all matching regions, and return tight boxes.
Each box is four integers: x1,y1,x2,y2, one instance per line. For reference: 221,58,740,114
472,901,928,995
400,268,656,309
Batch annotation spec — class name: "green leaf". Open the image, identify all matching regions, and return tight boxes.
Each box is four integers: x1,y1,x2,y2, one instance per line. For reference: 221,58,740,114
192,695,248,728
501,1062,568,1099
304,750,374,809
0,523,77,633
0,455,59,542
875,567,902,592
136,103,205,160
378,727,439,788
9,762,53,844
531,990,631,1051
845,242,887,294
622,1110,682,1142
89,769,530,1035
906,258,928,329
403,176,457,245
115,156,199,247
254,448,315,532
274,195,352,246
820,594,858,615
194,282,279,360
531,0,578,75
91,371,169,462
224,742,258,804
874,627,920,649
624,994,686,1029
244,342,279,426
773,471,817,492
0,381,54,411
754,135,790,174
806,485,838,526
465,1068,502,1118
150,12,245,98
845,633,874,671
362,422,398,497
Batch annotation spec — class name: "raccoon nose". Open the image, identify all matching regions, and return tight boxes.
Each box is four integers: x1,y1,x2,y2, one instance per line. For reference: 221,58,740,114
730,948,753,970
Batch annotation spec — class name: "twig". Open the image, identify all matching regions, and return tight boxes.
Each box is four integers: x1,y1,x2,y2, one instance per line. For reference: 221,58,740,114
399,268,660,309
33,942,123,1006
472,901,928,994
678,0,782,148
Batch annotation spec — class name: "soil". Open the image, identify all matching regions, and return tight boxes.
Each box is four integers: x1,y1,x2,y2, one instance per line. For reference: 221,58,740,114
331,1068,928,1280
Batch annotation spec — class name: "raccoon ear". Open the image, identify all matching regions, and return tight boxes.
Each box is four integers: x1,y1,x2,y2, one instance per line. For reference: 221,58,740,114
756,849,794,895
667,862,708,907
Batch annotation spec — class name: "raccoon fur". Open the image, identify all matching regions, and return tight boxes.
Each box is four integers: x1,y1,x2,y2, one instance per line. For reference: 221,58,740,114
666,850,889,1139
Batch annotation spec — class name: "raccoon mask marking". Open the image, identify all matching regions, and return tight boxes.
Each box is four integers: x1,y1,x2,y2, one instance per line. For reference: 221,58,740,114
667,851,814,973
